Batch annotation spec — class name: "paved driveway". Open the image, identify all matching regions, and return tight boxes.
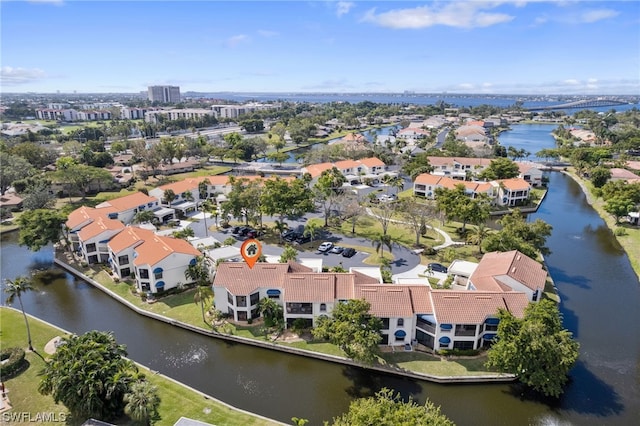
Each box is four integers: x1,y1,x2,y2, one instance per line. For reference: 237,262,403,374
186,213,421,274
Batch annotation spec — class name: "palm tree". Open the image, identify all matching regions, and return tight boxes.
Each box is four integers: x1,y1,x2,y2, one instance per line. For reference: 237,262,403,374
124,380,161,425
133,210,155,224
273,220,288,244
303,221,321,242
467,224,492,254
372,234,393,260
163,189,175,207
4,276,35,351
185,256,214,324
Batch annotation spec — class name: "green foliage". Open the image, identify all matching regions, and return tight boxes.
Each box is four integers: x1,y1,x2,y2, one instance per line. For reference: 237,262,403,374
435,185,491,230
0,347,27,377
38,331,140,421
261,177,314,222
239,118,264,133
478,157,520,180
603,196,635,224
258,297,284,329
16,209,65,252
589,166,612,188
312,299,382,364
124,380,161,425
279,244,299,263
483,209,552,257
0,151,35,195
327,388,454,426
486,299,579,398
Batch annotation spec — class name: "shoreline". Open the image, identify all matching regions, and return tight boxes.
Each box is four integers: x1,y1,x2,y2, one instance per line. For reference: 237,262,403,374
0,306,286,426
52,255,516,385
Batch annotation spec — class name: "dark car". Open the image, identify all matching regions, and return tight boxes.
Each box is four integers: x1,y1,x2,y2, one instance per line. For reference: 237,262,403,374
428,263,448,273
246,229,261,238
232,226,241,234
238,227,253,236
295,234,311,244
341,248,357,258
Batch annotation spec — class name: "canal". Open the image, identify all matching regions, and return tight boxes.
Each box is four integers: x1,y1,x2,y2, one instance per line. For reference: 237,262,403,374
2,122,640,424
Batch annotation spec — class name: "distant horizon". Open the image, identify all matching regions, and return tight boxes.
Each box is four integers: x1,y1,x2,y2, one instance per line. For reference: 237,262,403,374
3,90,638,98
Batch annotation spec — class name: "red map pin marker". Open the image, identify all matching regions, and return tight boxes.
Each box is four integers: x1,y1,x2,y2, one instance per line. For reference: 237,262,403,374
241,238,262,269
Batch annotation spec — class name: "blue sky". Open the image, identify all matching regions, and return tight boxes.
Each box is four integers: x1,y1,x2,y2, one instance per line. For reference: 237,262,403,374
2,0,639,94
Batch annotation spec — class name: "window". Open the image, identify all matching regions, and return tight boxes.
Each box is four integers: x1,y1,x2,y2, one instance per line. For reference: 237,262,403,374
139,269,149,279
140,282,150,291
380,318,390,330
85,243,96,253
154,271,163,280
319,303,326,312
250,292,260,306
455,324,477,336
227,292,234,305
118,255,129,265
237,296,247,307
120,268,131,277
397,318,404,327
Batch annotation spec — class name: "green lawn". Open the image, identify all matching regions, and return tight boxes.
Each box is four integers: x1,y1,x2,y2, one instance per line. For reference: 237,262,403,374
380,351,493,376
0,308,279,426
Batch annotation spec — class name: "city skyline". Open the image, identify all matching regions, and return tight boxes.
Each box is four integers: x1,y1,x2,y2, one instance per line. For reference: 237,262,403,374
1,1,639,95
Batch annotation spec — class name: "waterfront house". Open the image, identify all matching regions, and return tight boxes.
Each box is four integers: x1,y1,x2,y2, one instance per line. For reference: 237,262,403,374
94,191,161,224
493,178,531,206
467,250,546,302
107,226,201,294
412,174,494,200
515,162,544,187
76,216,125,264
427,157,492,180
212,255,541,350
301,157,393,185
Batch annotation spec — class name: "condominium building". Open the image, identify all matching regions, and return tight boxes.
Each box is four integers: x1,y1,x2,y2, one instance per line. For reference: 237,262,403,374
148,85,181,103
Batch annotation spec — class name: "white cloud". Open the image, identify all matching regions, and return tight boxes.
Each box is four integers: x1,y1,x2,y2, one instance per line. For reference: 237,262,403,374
362,3,514,29
458,83,475,90
226,34,249,47
1,66,47,85
578,9,619,24
257,30,278,38
563,79,580,85
336,1,354,18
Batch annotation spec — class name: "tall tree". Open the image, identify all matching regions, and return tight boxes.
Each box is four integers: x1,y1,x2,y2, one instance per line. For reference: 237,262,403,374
303,221,322,242
398,198,437,247
4,276,36,351
261,177,314,224
0,152,34,195
124,380,161,426
466,223,492,254
279,245,299,263
39,331,139,421
478,157,520,180
16,209,65,252
372,233,394,260
328,388,454,426
313,299,382,363
486,299,579,398
314,167,347,227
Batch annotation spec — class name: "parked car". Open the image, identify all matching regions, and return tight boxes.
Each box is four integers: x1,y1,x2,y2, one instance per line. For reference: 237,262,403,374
330,246,344,254
318,242,334,252
341,248,357,258
246,229,261,238
428,263,448,273
232,226,241,234
238,227,253,236
295,234,311,244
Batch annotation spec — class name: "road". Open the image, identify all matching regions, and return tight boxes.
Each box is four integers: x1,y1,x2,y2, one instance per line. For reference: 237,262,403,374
434,128,449,148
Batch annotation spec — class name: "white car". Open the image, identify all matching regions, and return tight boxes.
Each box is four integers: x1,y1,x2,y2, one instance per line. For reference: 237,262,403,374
318,242,334,252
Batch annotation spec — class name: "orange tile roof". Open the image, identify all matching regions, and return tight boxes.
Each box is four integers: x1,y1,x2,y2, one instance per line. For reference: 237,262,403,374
108,227,156,253
133,234,201,267
498,178,531,191
303,163,335,178
78,217,125,240
334,159,361,170
356,285,415,317
358,157,386,168
156,177,206,194
213,262,292,295
470,250,546,292
96,192,158,212
406,285,434,314
414,174,442,185
431,291,528,323
427,157,492,167
66,206,116,230
283,274,336,303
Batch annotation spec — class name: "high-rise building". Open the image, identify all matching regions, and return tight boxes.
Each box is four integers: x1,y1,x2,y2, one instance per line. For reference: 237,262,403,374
147,85,181,103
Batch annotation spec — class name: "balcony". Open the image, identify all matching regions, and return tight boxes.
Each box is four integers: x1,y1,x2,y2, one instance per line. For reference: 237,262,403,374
416,319,435,334
286,303,313,315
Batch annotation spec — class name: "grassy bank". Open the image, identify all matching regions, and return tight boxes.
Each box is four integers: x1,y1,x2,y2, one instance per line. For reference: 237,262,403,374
565,170,640,280
0,308,279,426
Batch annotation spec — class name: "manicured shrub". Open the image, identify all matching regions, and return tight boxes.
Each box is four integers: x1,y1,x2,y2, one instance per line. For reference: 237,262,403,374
0,347,27,378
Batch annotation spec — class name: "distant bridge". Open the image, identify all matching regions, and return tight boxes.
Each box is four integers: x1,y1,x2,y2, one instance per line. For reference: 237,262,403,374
527,99,631,111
